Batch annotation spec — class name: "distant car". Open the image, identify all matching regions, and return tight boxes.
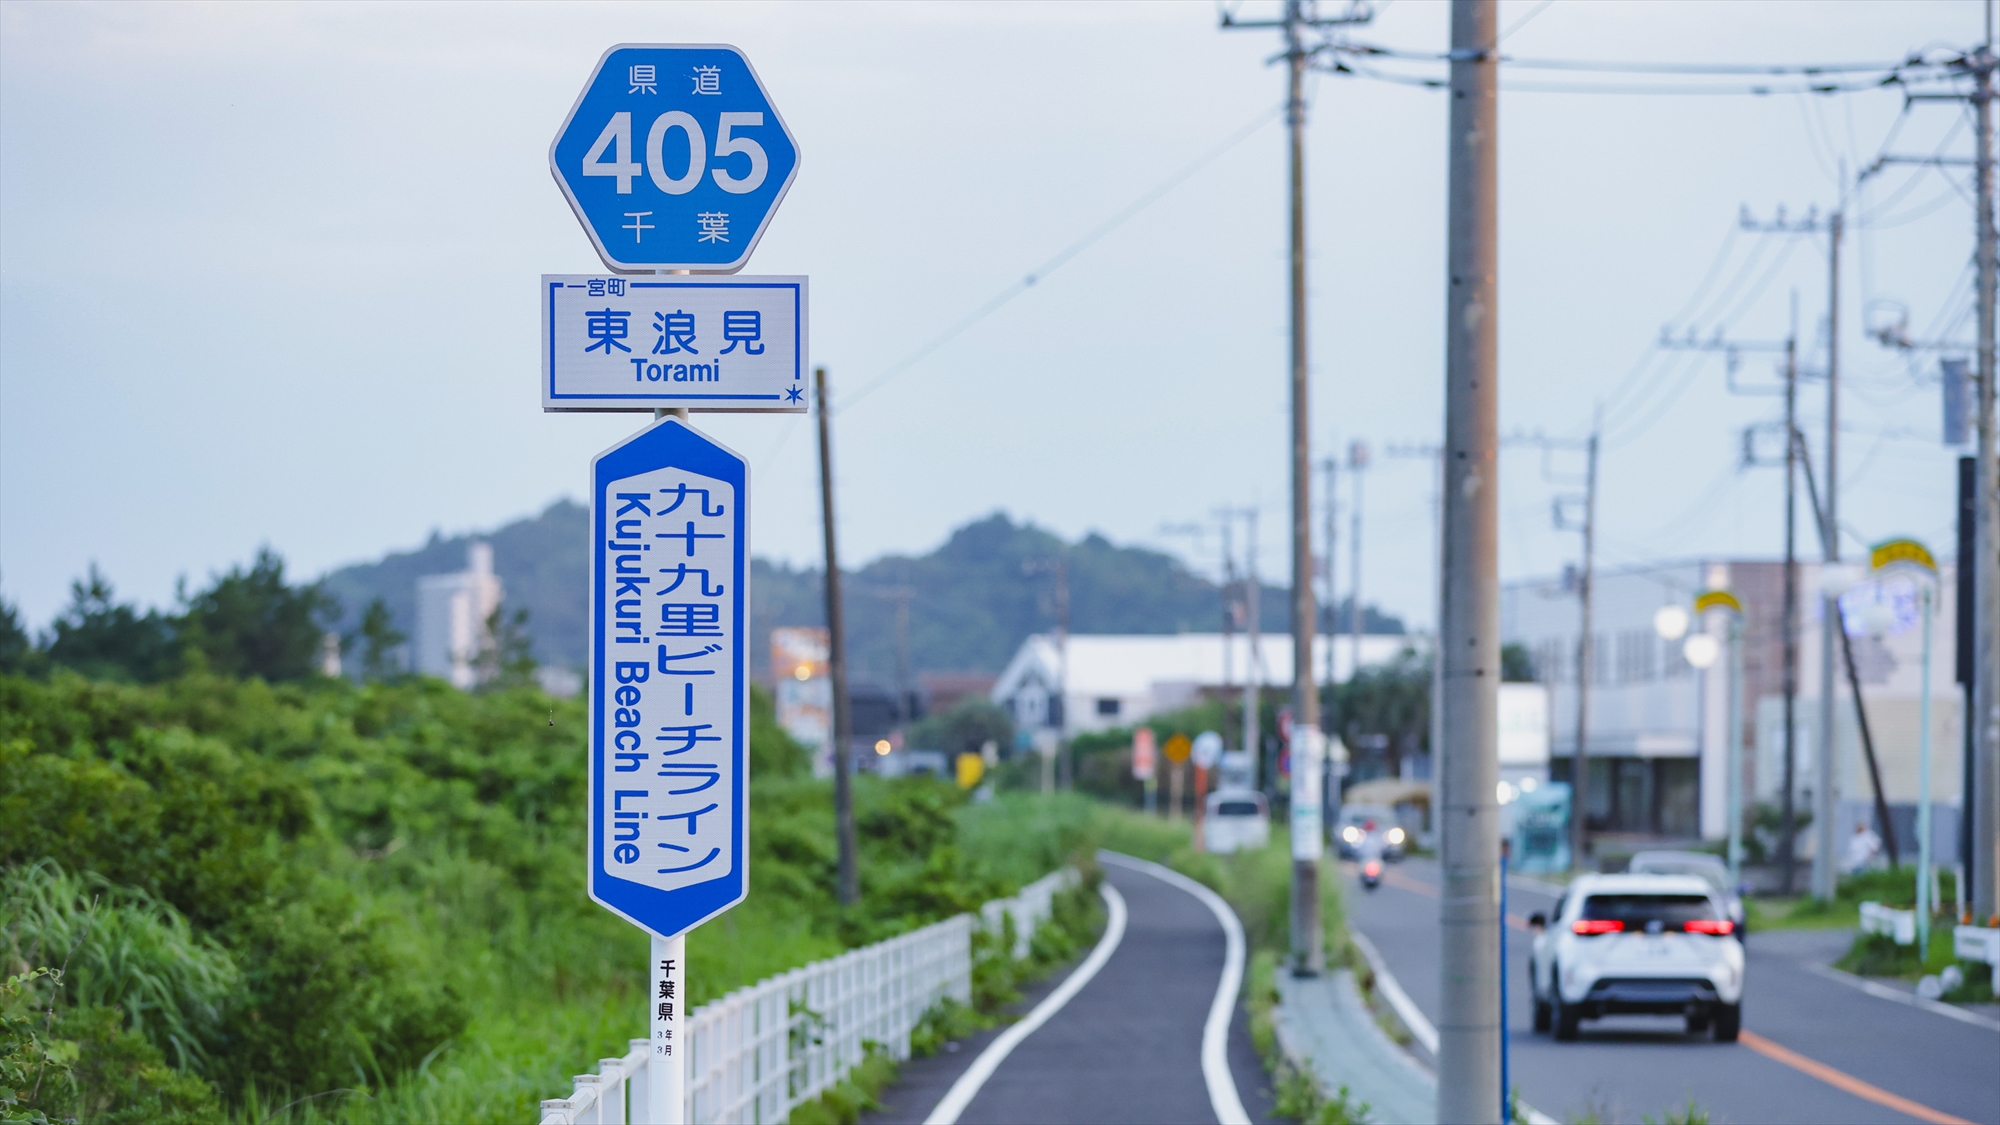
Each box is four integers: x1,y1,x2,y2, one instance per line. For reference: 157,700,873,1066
1628,850,1746,937
1335,803,1406,861
1528,873,1745,1043
1204,789,1270,854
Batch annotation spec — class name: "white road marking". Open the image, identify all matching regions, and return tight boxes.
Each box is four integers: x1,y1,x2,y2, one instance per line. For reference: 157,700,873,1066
922,880,1129,1125
1803,962,2000,1032
1349,924,1560,1125
1100,851,1252,1125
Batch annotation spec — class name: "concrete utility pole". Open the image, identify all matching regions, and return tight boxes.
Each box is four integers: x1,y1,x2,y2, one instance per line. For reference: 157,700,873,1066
1780,298,1802,897
1436,1,1501,1118
1974,18,2000,923
815,367,859,906
1817,210,1843,902
1870,22,2000,917
1349,440,1370,682
1222,0,1377,977
1570,426,1599,871
1243,507,1263,796
1739,204,1845,899
1321,457,1339,693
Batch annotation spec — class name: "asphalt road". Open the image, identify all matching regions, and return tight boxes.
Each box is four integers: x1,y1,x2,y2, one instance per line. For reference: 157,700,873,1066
864,858,1277,1125
1346,857,2000,1125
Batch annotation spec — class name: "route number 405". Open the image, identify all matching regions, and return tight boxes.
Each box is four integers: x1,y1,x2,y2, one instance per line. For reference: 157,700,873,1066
582,111,768,196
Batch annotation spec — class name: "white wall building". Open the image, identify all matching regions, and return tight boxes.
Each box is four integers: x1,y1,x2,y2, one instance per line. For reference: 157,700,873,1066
990,632,1416,739
1503,557,1961,852
414,542,504,689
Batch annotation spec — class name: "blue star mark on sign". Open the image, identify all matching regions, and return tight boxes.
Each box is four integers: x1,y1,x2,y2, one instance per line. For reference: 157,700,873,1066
785,385,803,404
551,44,801,273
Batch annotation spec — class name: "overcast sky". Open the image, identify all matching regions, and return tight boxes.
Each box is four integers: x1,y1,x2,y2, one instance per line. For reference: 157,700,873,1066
0,0,1979,634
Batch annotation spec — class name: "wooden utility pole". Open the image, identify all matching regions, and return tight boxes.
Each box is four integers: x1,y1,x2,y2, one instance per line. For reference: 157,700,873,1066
815,367,858,905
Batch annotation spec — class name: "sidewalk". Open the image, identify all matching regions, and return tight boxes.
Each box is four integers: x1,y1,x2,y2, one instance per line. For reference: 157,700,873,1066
1272,970,1436,1125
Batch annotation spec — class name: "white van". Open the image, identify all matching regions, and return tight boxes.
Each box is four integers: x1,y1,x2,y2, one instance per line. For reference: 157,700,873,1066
1204,789,1270,854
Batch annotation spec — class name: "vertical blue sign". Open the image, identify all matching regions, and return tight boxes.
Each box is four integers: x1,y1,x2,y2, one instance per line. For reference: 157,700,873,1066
589,417,749,938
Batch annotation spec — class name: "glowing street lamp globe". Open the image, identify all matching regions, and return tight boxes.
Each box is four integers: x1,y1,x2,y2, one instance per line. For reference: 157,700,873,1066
1683,633,1721,669
1654,604,1691,641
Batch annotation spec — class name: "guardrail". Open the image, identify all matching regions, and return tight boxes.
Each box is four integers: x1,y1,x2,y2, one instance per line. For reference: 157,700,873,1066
1859,901,1916,946
1953,924,2000,997
538,868,1080,1125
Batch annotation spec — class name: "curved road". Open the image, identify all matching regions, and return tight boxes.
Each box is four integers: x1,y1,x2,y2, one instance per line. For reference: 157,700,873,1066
1348,857,2000,1125
865,855,1276,1125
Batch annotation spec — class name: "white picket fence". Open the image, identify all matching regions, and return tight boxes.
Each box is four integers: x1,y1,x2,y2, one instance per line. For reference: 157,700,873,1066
538,868,1079,1125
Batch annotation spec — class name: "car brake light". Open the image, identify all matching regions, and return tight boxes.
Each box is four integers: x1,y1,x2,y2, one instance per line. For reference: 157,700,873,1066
1683,919,1734,935
1571,919,1623,934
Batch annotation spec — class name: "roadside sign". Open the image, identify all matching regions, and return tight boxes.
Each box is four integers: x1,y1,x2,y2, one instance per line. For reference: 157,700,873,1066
1191,730,1223,771
543,274,808,412
1163,733,1192,765
589,416,749,939
551,44,800,273
1132,728,1156,780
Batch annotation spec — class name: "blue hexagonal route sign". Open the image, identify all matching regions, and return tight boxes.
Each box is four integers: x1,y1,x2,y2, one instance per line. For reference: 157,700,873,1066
551,44,800,273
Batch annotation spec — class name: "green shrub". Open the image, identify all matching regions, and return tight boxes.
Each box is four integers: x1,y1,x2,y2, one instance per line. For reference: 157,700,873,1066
1,862,239,1074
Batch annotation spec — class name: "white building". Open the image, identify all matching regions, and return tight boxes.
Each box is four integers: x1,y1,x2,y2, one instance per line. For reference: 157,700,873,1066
414,542,504,689
1503,557,1961,852
990,632,1415,738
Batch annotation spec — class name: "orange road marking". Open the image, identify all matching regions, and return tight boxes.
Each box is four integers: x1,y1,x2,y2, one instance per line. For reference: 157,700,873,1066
1363,866,1970,1123
1738,1030,1973,1125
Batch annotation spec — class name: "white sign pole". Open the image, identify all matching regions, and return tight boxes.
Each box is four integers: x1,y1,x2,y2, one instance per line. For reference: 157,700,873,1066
650,932,686,1124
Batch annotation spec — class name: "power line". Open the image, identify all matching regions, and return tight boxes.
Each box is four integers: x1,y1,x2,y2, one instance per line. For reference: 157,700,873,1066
834,102,1285,412
1335,40,1930,75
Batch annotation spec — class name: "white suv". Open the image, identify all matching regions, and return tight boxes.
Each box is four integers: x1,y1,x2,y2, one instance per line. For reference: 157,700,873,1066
1528,873,1745,1042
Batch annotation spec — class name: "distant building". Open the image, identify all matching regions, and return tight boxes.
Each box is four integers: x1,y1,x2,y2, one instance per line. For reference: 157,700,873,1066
414,543,504,689
990,632,1414,741
1502,557,1960,854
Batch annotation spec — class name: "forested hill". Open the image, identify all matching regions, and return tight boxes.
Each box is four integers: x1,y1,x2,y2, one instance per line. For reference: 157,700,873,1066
321,506,1405,682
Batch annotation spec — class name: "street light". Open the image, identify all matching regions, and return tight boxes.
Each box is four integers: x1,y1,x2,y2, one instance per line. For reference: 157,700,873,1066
1683,633,1721,669
1655,604,1691,642
1869,538,1940,952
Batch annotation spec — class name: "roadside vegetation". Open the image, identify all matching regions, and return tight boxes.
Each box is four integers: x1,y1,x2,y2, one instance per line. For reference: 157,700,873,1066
0,656,1106,1125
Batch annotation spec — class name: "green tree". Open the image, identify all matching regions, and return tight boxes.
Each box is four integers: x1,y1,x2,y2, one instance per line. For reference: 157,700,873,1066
1326,647,1431,780
906,698,1014,758
1501,642,1536,682
475,605,537,690
352,597,406,680
177,548,334,682
0,587,41,677
45,566,180,682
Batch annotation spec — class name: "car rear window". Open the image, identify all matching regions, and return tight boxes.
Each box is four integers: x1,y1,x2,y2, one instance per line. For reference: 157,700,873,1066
1217,801,1260,816
1579,894,1716,926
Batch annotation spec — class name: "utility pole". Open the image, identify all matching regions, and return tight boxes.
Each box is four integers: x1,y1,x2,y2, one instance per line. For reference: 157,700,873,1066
1023,555,1071,790
816,367,859,906
1863,23,1999,917
1436,1,1501,1118
1662,320,1803,885
1781,297,1801,896
1321,457,1339,695
1573,426,1600,870
1740,204,1844,900
1975,15,1999,924
1222,0,1374,978
1386,440,1444,782
1242,507,1263,795
1349,440,1370,682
